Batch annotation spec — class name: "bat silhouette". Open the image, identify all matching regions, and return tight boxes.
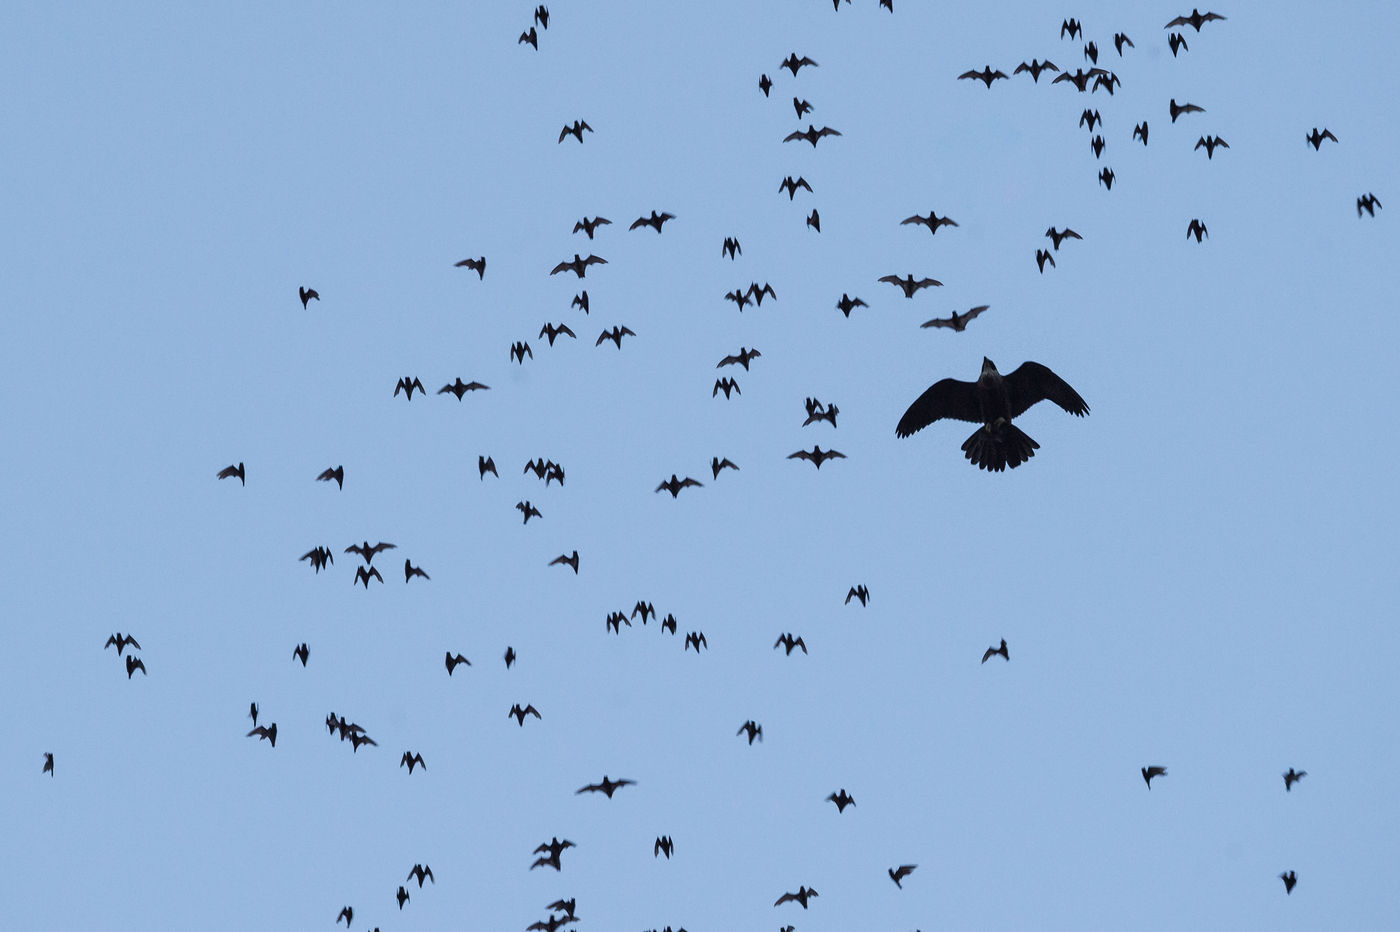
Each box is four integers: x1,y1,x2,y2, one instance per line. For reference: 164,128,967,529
558,120,593,143
738,720,763,744
1195,135,1228,158
722,236,741,259
806,208,821,232
827,788,856,812
571,291,589,312
504,646,516,668
1187,219,1208,242
802,401,837,428
654,835,674,859
526,916,576,932
1280,870,1296,894
400,751,426,773
835,293,867,317
724,288,752,311
125,655,147,678
1283,768,1307,791
576,775,635,797
792,97,813,118
550,551,579,574
632,601,656,623
511,341,533,363
1013,59,1059,82
404,559,429,582
534,5,549,28
1358,193,1381,217
348,732,377,751
880,274,943,297
1305,127,1337,150
629,210,675,233
1133,121,1149,144
711,456,739,478
247,723,277,747
684,631,707,652
439,378,490,399
249,702,258,727
779,176,812,200
519,26,537,48
606,611,630,634
596,325,635,348
713,377,741,398
748,282,777,305
1169,32,1188,56
479,455,498,480
394,376,426,399
299,286,319,308
1165,8,1225,30
656,475,703,497
1091,134,1106,157
774,886,819,908
788,446,845,468
921,305,990,332
902,211,958,234
759,73,772,96
454,256,485,279
1114,33,1134,54
1142,765,1167,788
217,462,244,485
546,897,577,918
315,465,344,489
336,906,352,927
982,638,1009,663
718,347,761,370
1052,67,1107,92
775,633,808,655
293,642,309,665
1036,249,1056,272
661,614,677,635
1099,167,1115,189
1061,18,1081,39
346,541,396,564
408,863,435,887
572,216,610,238
783,124,842,147
846,584,869,606
1092,72,1120,95
959,66,1008,88
354,566,384,588
516,500,543,523
105,632,142,654
43,752,54,776
1046,227,1082,250
890,864,917,887
781,53,818,76
509,703,541,725
445,651,470,675
300,546,333,572
551,253,607,278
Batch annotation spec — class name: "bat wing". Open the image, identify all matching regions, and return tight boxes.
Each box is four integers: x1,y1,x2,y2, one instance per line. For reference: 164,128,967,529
782,130,805,142
629,217,647,229
584,254,607,266
775,892,797,906
914,278,943,290
895,377,983,436
368,542,397,556
788,450,815,461
718,354,741,368
1164,14,1188,27
877,275,903,285
549,260,573,275
921,317,953,329
963,304,990,320
576,783,601,794
1004,361,1089,418
817,127,842,138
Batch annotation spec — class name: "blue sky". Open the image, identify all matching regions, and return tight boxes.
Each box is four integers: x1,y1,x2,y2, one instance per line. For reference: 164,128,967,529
4,1,1397,929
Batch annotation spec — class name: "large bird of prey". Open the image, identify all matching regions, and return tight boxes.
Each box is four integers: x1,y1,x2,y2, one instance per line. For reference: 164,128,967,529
895,358,1088,471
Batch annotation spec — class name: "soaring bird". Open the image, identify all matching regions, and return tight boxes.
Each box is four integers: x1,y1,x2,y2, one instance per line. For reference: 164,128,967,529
784,125,842,147
247,723,277,747
835,293,867,317
718,347,762,370
509,703,541,725
788,446,845,468
479,455,498,479
577,775,636,798
400,751,426,773
1195,135,1228,158
982,638,1009,663
558,120,593,143
780,53,818,76
596,325,636,349
722,237,741,259
711,457,739,478
1169,99,1203,122
217,462,245,485
572,216,611,238
394,376,426,399
827,788,856,812
445,652,471,675
1165,8,1225,30
1142,765,1167,789
1305,127,1337,150
846,584,870,606
125,655,146,678
299,286,319,308
1013,59,1059,82
890,864,917,888
629,210,675,233
656,475,703,497
1036,249,1056,273
774,633,808,655
43,752,54,776
921,305,990,332
104,633,142,654
1187,219,1208,242
315,465,344,488
738,720,763,744
1357,193,1382,217
902,211,959,234
454,256,486,279
879,274,942,297
1280,870,1297,894
354,566,384,588
516,500,543,524
1284,768,1307,791
1046,227,1082,250
551,253,607,278
1169,32,1188,56
1133,121,1149,144
896,358,1088,471
774,886,819,909
550,551,579,574
346,541,396,564
438,378,489,399
780,176,813,200
958,66,1008,88
714,377,741,398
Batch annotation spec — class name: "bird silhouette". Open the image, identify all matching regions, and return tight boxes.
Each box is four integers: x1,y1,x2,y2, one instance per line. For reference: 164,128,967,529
299,286,319,308
217,462,244,485
509,703,541,725
549,551,579,574
774,633,808,655
656,475,703,497
835,293,868,317
783,125,842,147
982,639,1009,663
454,256,486,279
125,655,146,678
293,643,309,665
438,378,490,399
577,776,635,798
890,864,917,888
1142,765,1167,788
558,120,593,143
921,305,990,332
788,446,846,468
247,723,277,747
738,720,763,744
400,751,426,773
827,789,856,812
629,210,675,233
572,216,611,239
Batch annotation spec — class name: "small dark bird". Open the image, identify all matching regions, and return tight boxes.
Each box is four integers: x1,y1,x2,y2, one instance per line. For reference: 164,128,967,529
217,462,244,485
577,775,636,798
1195,135,1228,158
846,584,870,606
657,475,703,497
784,124,842,147
921,305,990,332
1013,59,1059,82
655,836,674,858
713,377,741,399
1305,127,1338,150
1080,109,1102,131
958,66,1008,88
879,274,942,297
346,541,396,564
445,652,470,675
788,446,845,468
1084,41,1098,63
738,720,763,744
629,210,675,233
827,788,856,812
439,378,489,398
684,631,708,652
890,864,917,888
336,906,352,927
901,211,959,235
1091,134,1106,158
519,26,537,49
1036,249,1056,272
835,294,868,317
408,864,434,887
759,73,773,96
982,638,1009,663
1357,193,1382,217
509,703,541,725
1170,99,1203,122
1280,870,1297,894
534,5,549,27
774,886,819,909
504,646,516,668
1133,121,1149,144
721,236,741,259
1046,227,1083,250
571,291,590,312
249,702,258,727
293,643,309,665
299,286,319,308
479,455,498,480
516,501,543,523
551,253,607,278
711,457,739,478
780,176,812,200
1165,9,1225,30
572,216,610,239
1114,33,1134,54
596,325,636,349
1284,768,1307,791
547,898,577,919
247,723,277,747
1142,765,1167,789
792,97,813,118
748,282,777,305
1061,18,1081,39
719,347,762,370
1187,219,1208,242
104,633,142,654
1169,32,1188,56
354,566,384,588
400,751,426,773
315,465,344,489
511,341,533,364
1099,167,1115,189
549,551,579,574
396,886,409,909
454,256,486,279
558,120,593,143
896,358,1088,471
774,633,808,655
125,655,146,678
43,752,54,776
781,53,818,76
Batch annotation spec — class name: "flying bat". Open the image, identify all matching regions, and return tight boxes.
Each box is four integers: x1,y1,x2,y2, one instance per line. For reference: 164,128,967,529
788,446,845,468
509,703,541,725
549,551,579,574
880,274,942,297
1080,108,1102,130
711,456,738,478
684,631,707,652
298,286,319,308
1169,32,1188,56
845,584,869,606
792,97,813,118
479,455,497,479
1358,193,1382,217
775,633,808,655
921,305,989,332
293,642,309,665
1091,134,1106,157
300,546,333,572
576,775,635,797
780,53,818,76
400,751,426,773
630,210,675,232
1114,33,1134,54
551,253,607,278
408,864,434,887
747,282,777,305
596,325,635,349
959,66,1008,88
895,358,1088,471
1280,870,1296,894
1284,768,1307,791
713,377,740,398
315,465,344,488
802,402,837,427
1187,219,1208,242
774,886,819,908
345,541,396,564
810,210,825,233
1046,227,1082,250
336,906,352,927
889,864,917,888
105,632,142,654
783,124,842,147
632,601,656,623
43,752,54,776
722,236,741,259
738,720,763,744
724,288,752,311
511,341,533,363
249,702,258,727
654,835,674,859
1306,127,1337,150
901,211,958,234
1195,135,1228,158
656,475,703,498
1036,249,1056,272
1099,167,1115,189
516,500,542,523
572,216,610,238
445,651,470,675
571,291,589,312
519,26,537,49
827,788,856,812
558,120,593,143
718,347,761,369
759,73,772,96
404,559,429,582
982,638,1009,663
1142,765,1167,789
354,566,384,588
394,376,426,399
439,378,489,399
1133,121,1149,144
526,916,577,932
454,256,485,278
247,723,277,747
1061,18,1081,39
125,655,147,678
534,5,549,27
1165,9,1225,30
779,176,812,200
1013,59,1059,82
217,462,244,485
504,646,516,668
835,293,867,317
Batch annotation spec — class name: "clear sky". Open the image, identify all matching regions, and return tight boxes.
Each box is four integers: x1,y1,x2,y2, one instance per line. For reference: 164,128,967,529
4,1,1397,930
